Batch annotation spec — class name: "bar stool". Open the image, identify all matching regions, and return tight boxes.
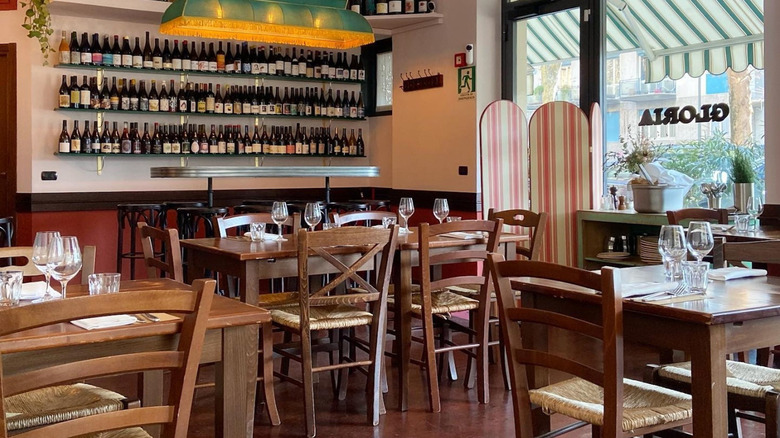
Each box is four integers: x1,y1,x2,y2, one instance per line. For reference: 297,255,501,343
0,216,14,247
176,206,230,239
241,199,277,206
326,201,370,216
116,203,163,279
348,199,391,211
233,204,272,214
161,201,206,229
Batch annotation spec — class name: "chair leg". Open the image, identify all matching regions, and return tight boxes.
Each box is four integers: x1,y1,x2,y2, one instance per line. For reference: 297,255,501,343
476,299,490,404
766,393,780,438
422,307,441,412
727,407,741,438
260,323,280,426
301,328,317,438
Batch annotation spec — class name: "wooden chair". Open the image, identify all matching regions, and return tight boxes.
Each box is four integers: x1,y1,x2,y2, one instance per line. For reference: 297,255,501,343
398,219,502,412
487,208,547,261
214,212,301,237
271,225,399,438
0,245,96,286
0,279,215,438
488,254,693,437
332,210,397,227
649,239,780,438
138,222,183,282
666,207,729,226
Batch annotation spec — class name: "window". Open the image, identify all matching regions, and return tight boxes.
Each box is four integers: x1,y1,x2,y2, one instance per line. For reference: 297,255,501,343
362,38,392,116
376,51,393,112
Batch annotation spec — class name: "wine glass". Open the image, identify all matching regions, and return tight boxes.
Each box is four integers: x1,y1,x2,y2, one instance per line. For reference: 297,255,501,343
32,231,61,302
398,197,415,233
686,221,714,263
304,203,322,231
658,225,687,281
47,236,82,299
433,198,450,224
747,196,764,232
271,202,289,241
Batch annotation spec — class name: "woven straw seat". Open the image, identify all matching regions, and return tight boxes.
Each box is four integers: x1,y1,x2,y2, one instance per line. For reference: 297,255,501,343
386,289,480,315
4,383,126,431
258,292,300,309
658,360,780,398
530,377,692,432
271,304,373,331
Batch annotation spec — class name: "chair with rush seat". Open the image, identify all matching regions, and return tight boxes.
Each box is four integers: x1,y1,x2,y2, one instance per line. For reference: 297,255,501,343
0,279,214,438
488,255,693,438
116,203,164,279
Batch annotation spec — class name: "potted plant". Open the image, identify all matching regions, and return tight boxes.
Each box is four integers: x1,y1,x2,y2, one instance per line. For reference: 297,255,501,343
730,147,756,213
20,0,54,64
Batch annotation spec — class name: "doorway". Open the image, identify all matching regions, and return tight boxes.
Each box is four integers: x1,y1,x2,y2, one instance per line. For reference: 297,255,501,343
0,44,17,219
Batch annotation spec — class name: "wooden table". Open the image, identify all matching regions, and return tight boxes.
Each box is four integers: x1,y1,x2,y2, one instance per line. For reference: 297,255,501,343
511,265,780,437
0,279,269,438
714,225,780,242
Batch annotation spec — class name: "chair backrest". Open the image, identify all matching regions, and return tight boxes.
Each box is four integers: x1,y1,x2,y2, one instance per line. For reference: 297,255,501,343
138,222,183,282
331,211,397,227
487,208,548,260
418,219,503,297
214,212,301,237
759,204,780,227
296,226,399,312
487,254,623,437
0,245,95,285
0,217,14,247
0,278,215,438
666,208,729,226
722,240,780,267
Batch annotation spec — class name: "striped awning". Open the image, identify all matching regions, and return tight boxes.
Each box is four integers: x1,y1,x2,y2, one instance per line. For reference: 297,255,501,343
524,0,764,83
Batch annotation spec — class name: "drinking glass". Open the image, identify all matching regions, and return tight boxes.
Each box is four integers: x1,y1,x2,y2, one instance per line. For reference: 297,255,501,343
304,203,322,231
398,197,415,233
32,231,61,302
747,196,764,231
658,225,687,281
47,236,82,299
433,198,450,224
686,221,714,263
271,201,289,241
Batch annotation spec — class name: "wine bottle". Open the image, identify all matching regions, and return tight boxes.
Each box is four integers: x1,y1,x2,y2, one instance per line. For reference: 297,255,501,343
152,37,163,69
107,77,118,110
190,41,199,71
326,89,335,117
252,125,262,154
357,128,364,155
208,43,217,72
349,91,358,118
313,89,321,117
121,122,132,154
223,86,233,114
101,35,112,66
159,81,169,112
148,80,159,112
282,48,292,76
335,53,344,79
80,120,90,154
250,86,260,115
291,48,299,77
206,83,215,114
70,121,82,153
266,46,276,75
348,128,357,155
309,127,317,155
349,55,358,81
129,79,139,111
232,43,242,73
233,125,244,154
99,77,110,109
92,121,101,153
242,125,251,154
357,55,365,81
122,36,133,68
257,46,267,74
357,91,365,118
58,31,70,64
78,75,90,108
101,121,112,153
132,36,143,68
195,83,206,113
171,125,181,154
275,46,284,76
172,40,182,70
376,0,389,14
205,124,216,154
214,84,223,114
224,42,234,73
162,125,172,154
281,87,291,116
289,88,298,116
112,35,122,68
225,125,235,154
162,39,172,70
188,82,197,113
198,42,208,71
139,80,149,111
215,125,225,154
216,42,225,72
58,120,71,153
298,49,307,77
328,52,337,79
120,78,130,110
294,123,303,154
91,33,103,65
242,43,252,74
88,77,99,109
142,123,152,154
178,81,188,112
306,50,314,77
332,128,341,155
260,125,269,154
80,32,91,65
69,32,80,65
179,124,190,154
58,75,70,108
181,41,191,71
341,89,350,117
142,32,153,69
232,86,242,115
314,51,322,78
349,0,362,14
151,123,163,154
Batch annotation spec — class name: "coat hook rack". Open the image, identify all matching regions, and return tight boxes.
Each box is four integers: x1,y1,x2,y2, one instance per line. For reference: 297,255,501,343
400,69,444,92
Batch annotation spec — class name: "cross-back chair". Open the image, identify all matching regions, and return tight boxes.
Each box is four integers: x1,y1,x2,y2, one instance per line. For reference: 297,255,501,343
0,279,214,438
270,225,399,438
666,208,729,226
214,212,301,237
488,254,693,437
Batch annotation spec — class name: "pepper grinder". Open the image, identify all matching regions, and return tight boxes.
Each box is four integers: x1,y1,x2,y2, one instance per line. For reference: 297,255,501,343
609,186,619,210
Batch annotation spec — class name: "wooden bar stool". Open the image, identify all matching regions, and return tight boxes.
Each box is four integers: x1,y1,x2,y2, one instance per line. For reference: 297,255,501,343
116,203,163,279
348,199,391,211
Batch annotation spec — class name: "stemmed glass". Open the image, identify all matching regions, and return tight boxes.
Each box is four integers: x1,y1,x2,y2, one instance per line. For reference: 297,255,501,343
32,231,61,302
686,221,714,263
398,197,415,233
304,203,322,231
271,202,289,241
433,198,450,224
747,196,764,231
47,236,82,299
658,225,687,281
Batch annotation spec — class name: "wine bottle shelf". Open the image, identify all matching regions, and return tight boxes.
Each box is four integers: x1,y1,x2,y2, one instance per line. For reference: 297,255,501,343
54,64,365,85
54,152,365,158
55,107,367,122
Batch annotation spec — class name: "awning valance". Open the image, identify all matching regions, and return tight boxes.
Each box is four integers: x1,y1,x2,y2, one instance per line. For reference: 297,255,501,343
524,0,764,82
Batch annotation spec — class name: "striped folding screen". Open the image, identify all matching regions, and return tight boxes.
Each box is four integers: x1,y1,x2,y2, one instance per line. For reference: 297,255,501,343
479,100,529,216
529,102,591,266
590,102,604,206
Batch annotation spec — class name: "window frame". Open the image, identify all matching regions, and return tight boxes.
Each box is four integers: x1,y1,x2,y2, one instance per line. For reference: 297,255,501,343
362,37,393,117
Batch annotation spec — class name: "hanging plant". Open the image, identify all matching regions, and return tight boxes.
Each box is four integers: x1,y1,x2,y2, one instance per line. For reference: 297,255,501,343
20,0,54,64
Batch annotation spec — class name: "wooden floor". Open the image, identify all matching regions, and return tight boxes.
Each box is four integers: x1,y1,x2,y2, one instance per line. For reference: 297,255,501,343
178,340,765,438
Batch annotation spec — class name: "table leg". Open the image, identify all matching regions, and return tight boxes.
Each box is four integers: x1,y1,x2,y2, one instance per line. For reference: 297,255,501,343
187,252,208,285
240,260,261,306
141,370,164,438
395,250,412,412
689,324,728,437
216,324,259,438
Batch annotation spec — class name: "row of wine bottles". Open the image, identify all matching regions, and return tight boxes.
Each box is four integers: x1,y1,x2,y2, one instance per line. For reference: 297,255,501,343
57,31,365,81
58,120,365,157
349,0,435,15
59,75,366,118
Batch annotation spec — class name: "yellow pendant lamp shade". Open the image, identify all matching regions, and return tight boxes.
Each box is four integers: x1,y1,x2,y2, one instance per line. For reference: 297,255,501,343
160,0,375,49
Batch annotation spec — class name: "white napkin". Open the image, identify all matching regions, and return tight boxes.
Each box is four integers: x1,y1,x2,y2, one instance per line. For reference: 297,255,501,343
620,281,680,298
243,232,282,241
644,162,694,191
20,281,61,300
441,232,484,240
71,314,138,330
708,267,768,281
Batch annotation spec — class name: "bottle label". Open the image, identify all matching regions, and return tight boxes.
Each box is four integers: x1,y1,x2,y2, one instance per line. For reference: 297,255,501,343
329,66,336,78
169,97,177,111
377,3,388,13
226,141,235,154
264,64,273,75
217,141,226,154
405,0,414,12
121,96,130,110
103,53,113,65
234,103,242,114
295,141,303,154
182,59,191,70
197,101,206,113
132,55,143,68
80,90,90,106
299,62,307,76
111,141,120,153
191,142,199,154
389,1,402,13
291,65,299,76
60,51,70,64
418,0,427,11
314,66,322,78
132,141,141,154
200,141,209,153
149,99,159,112
143,60,153,69
206,97,215,112
92,142,101,153
163,61,172,70
224,104,233,114
172,59,182,70
163,142,172,154
225,63,234,73
217,55,225,71
243,63,252,74
215,102,223,114
350,70,358,80
251,104,260,114
358,107,365,118
242,103,251,114
160,99,169,112
122,54,132,67
198,60,208,71
113,55,122,67
171,141,180,154
121,139,131,153
153,57,162,69
179,100,188,112
59,141,70,153
92,53,102,64
351,5,361,13
130,97,139,111
59,94,70,108
81,52,91,64
208,61,217,72
359,70,365,81
70,138,80,152
350,107,358,118
140,97,149,112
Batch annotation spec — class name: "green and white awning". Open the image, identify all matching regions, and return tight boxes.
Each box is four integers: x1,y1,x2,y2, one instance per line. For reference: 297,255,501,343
524,0,764,83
